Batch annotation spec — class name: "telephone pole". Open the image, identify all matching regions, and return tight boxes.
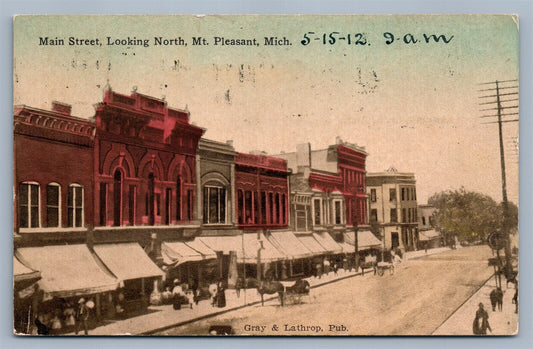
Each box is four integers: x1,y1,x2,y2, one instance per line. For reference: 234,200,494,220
478,79,518,273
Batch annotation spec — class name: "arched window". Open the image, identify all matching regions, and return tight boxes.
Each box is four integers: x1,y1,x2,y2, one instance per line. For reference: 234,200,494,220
113,170,122,226
148,173,155,225
68,183,84,227
203,184,227,224
176,175,181,221
19,182,40,228
46,183,61,227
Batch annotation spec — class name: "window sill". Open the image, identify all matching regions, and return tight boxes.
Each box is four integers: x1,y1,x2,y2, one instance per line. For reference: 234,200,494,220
18,227,87,233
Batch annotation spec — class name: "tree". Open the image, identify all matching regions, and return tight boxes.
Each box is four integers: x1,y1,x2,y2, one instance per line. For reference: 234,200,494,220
428,188,517,242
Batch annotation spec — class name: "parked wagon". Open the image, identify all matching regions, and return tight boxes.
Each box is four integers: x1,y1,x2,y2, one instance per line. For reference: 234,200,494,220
375,261,395,276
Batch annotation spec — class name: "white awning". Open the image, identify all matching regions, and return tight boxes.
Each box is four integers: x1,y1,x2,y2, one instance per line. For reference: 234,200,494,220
199,233,286,263
16,245,119,299
313,232,343,254
268,231,315,259
344,230,382,250
419,230,441,241
93,243,164,281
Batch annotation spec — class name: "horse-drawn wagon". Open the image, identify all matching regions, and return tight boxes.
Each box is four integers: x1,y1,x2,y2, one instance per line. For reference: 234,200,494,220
375,261,395,276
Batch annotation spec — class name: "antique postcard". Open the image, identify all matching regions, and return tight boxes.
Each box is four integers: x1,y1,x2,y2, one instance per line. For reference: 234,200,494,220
13,15,519,336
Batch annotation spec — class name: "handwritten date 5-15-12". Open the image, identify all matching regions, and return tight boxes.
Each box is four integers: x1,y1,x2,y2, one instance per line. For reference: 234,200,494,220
300,32,454,46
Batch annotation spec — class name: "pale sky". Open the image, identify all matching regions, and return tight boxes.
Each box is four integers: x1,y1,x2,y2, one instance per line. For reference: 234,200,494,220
13,15,519,204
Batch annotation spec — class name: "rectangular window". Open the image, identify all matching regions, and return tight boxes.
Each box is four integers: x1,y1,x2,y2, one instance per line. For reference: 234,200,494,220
203,186,227,224
390,208,397,223
130,185,137,225
401,188,405,201
269,193,274,224
334,200,342,224
165,188,171,225
370,189,377,202
370,209,378,222
296,210,306,231
402,208,407,223
155,193,161,216
187,190,193,220
68,185,83,227
414,188,417,201
422,216,426,225
313,198,321,225
261,192,267,225
19,183,40,228
408,208,412,223
46,184,60,227
390,188,396,201
237,190,244,224
99,183,107,226
245,191,253,224
254,192,260,224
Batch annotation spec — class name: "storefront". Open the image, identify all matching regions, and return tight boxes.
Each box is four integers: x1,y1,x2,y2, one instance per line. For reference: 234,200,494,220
15,244,119,334
92,242,165,314
14,256,41,334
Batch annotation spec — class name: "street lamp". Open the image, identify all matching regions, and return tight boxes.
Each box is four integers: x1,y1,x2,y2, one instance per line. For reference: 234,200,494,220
257,232,265,281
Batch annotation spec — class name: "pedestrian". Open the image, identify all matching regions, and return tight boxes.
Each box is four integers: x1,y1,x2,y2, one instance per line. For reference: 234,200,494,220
235,277,243,298
489,287,503,312
172,279,184,310
191,279,200,306
34,313,50,335
472,303,492,335
216,279,226,308
316,261,322,279
512,281,518,314
323,258,330,276
75,298,89,335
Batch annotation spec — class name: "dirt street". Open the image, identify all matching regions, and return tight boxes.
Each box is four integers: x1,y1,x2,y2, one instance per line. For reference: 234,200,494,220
157,246,494,336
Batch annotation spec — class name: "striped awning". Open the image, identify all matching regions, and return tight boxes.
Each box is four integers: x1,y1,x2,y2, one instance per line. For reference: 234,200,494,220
16,245,119,299
268,231,315,259
93,243,164,281
296,234,328,254
313,232,343,254
344,230,382,250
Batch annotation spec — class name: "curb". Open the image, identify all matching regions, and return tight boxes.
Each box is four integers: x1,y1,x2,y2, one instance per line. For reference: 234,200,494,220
431,273,495,335
141,270,364,335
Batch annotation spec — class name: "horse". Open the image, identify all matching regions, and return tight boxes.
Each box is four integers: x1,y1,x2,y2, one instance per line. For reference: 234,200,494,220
256,280,285,307
286,279,311,295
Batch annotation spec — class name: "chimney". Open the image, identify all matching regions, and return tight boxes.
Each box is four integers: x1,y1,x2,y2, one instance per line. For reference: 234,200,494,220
51,101,72,115
226,140,234,148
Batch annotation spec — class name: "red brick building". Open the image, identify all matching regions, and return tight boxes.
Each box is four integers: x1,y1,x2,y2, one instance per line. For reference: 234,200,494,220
234,152,289,230
14,102,95,245
92,90,204,246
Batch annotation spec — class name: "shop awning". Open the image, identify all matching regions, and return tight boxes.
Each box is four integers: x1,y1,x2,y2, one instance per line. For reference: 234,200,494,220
339,241,356,254
313,232,343,254
344,230,382,250
162,241,204,266
296,234,328,254
419,230,441,241
93,243,164,281
184,239,217,260
14,256,41,283
198,235,242,255
242,232,286,262
14,256,41,295
16,245,119,299
199,234,286,263
268,231,314,259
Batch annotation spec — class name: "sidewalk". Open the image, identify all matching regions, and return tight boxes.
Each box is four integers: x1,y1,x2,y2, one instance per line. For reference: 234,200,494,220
404,247,452,260
432,275,518,335
64,268,361,336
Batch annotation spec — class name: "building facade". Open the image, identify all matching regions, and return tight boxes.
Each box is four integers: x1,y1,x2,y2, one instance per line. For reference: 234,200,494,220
14,102,95,246
366,167,419,252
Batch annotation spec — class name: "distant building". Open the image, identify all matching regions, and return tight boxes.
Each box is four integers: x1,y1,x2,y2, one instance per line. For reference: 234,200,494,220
418,204,442,249
366,167,418,252
418,204,436,231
